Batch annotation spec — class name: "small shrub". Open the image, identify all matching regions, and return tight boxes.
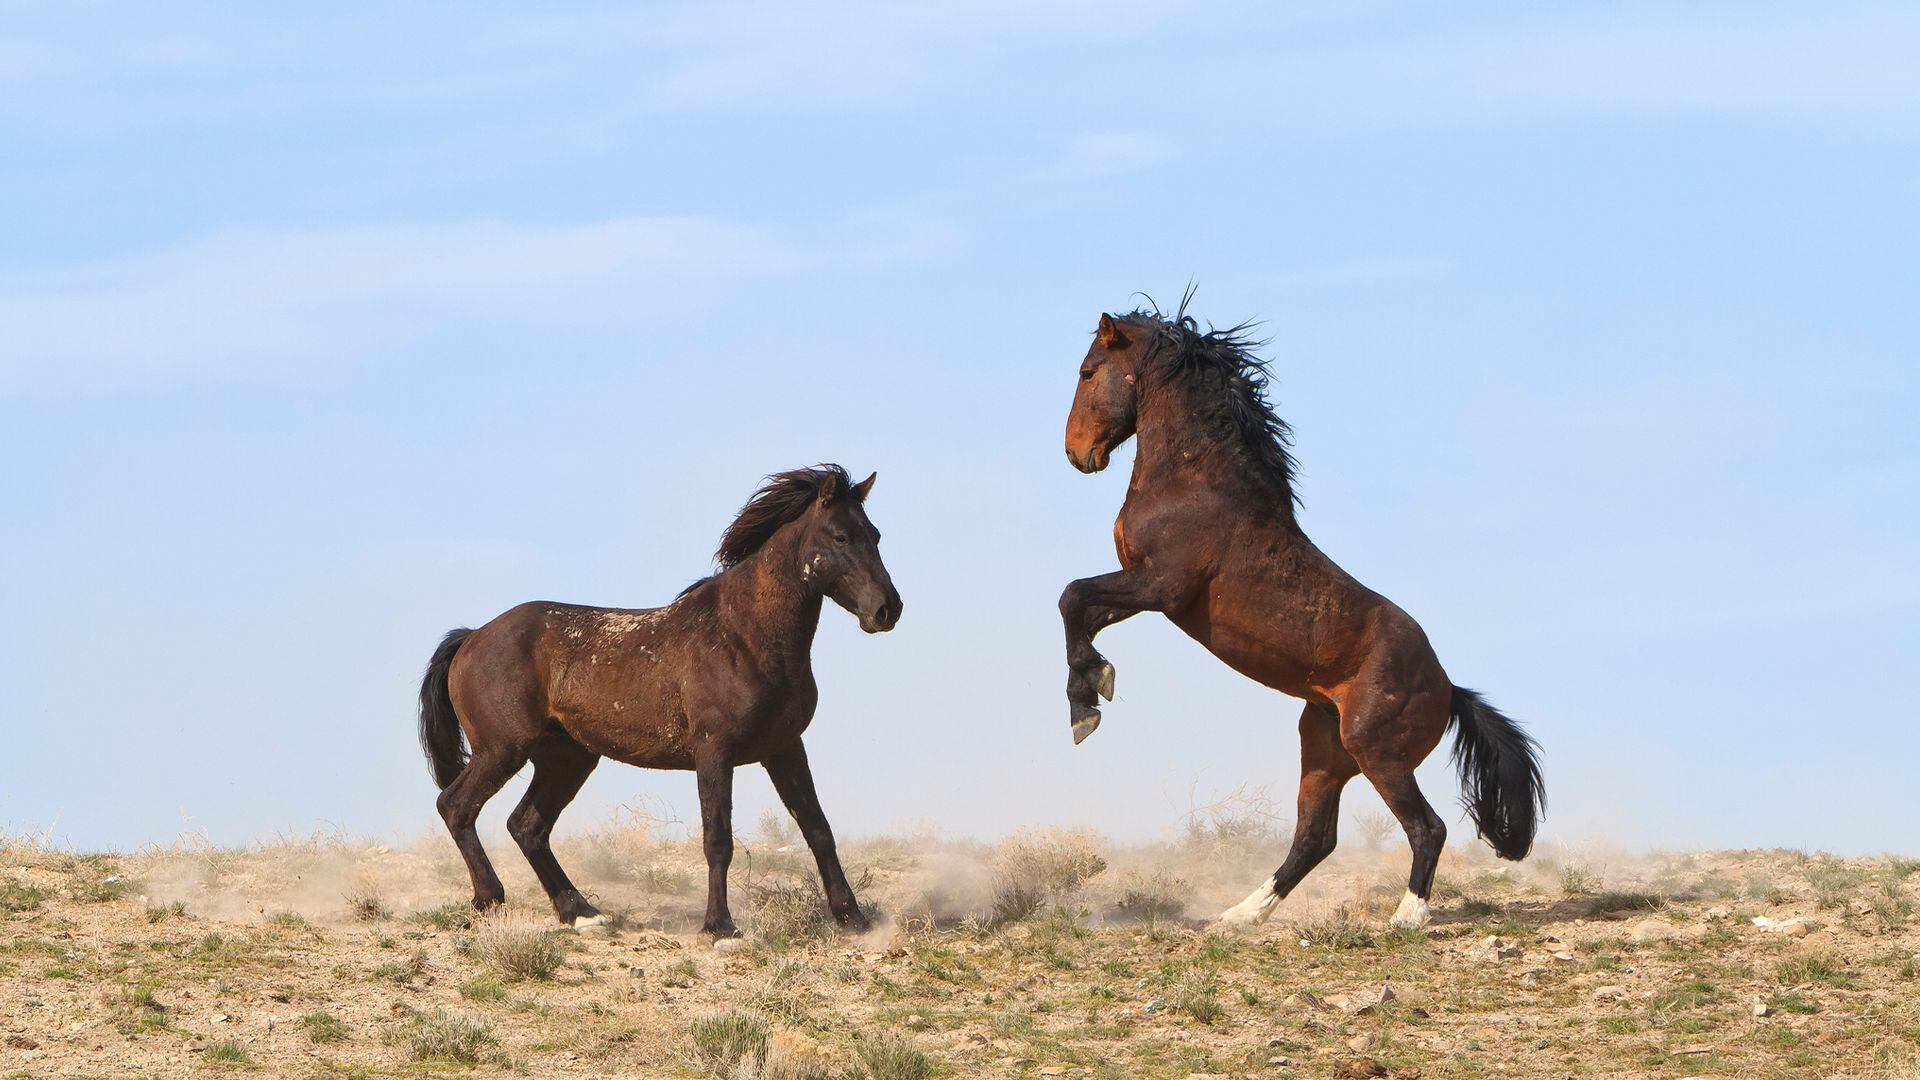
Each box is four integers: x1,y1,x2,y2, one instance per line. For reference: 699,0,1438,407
1111,871,1190,923
1558,862,1600,896
993,829,1108,899
301,1011,349,1044
263,911,306,929
472,910,567,980
412,901,473,931
1352,810,1398,850
1584,891,1663,916
116,982,170,1034
856,1031,932,1080
661,957,700,987
202,1039,251,1066
1295,906,1373,949
687,1011,768,1075
344,882,390,922
409,1009,495,1064
757,808,799,847
1174,971,1224,1024
746,875,834,946
988,880,1045,926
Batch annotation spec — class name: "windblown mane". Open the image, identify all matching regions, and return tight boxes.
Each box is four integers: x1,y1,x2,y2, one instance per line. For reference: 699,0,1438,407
714,464,851,568
1123,291,1300,514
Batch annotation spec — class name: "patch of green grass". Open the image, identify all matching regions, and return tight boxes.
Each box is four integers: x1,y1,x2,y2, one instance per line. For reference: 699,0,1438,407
1777,954,1861,988
409,1010,495,1064
661,957,699,987
1650,978,1721,1011
1769,992,1820,1014
411,901,475,931
145,900,188,923
460,974,508,1002
264,911,308,929
370,949,429,985
856,1031,933,1080
115,982,171,1035
687,1012,768,1075
301,1011,350,1044
203,1039,252,1066
1,880,47,913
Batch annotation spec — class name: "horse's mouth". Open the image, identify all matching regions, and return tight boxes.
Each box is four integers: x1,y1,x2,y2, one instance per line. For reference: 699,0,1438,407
1067,446,1110,473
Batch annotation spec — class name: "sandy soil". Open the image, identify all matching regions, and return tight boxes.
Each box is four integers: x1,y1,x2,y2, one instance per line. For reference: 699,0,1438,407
3,815,1916,1079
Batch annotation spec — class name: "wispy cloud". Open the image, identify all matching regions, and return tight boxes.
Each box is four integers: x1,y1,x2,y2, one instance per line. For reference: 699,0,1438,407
0,217,797,383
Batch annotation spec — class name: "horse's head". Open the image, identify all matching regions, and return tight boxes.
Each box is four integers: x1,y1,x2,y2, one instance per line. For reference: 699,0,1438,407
1065,313,1146,473
797,471,901,633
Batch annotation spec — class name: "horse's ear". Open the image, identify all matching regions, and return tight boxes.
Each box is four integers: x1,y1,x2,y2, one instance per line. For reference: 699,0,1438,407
816,470,845,505
1097,313,1129,350
852,472,876,503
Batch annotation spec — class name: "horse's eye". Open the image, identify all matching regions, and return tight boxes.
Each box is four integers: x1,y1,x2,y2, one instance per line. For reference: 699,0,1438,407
1080,368,1095,381
831,533,850,546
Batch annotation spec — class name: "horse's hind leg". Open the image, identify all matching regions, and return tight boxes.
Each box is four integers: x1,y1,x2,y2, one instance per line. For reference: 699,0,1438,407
437,743,530,912
507,736,602,926
1344,683,1450,930
1218,703,1358,924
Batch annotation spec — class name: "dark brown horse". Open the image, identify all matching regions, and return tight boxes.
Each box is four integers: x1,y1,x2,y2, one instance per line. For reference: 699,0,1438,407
1060,299,1543,929
418,465,900,936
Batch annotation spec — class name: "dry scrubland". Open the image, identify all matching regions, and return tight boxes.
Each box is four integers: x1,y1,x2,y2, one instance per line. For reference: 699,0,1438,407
4,802,1919,1079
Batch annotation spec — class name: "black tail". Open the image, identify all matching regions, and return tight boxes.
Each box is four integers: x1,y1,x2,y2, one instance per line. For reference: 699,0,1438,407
1448,686,1544,860
419,628,474,790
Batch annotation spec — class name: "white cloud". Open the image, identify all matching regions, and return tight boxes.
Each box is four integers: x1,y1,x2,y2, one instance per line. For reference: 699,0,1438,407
0,217,795,382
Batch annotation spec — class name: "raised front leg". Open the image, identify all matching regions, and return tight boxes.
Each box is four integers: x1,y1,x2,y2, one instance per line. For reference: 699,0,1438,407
764,740,868,931
694,749,739,937
1057,568,1185,743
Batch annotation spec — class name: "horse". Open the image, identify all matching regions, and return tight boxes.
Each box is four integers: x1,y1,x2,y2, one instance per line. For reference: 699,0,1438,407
417,464,901,936
1059,297,1543,929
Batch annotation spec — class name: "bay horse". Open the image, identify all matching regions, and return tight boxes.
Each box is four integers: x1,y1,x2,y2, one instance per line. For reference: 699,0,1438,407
417,465,900,936
1060,299,1543,929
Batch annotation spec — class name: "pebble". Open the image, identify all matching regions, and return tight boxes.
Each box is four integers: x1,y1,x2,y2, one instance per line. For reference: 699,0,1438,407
1628,918,1677,943
713,937,749,955
1347,1032,1378,1052
1592,985,1628,1002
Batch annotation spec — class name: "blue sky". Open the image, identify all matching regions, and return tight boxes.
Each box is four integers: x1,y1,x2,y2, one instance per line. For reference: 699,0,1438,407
3,2,1915,855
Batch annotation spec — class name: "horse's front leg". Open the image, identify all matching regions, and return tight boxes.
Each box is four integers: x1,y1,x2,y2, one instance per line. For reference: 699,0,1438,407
1058,569,1182,744
693,748,739,937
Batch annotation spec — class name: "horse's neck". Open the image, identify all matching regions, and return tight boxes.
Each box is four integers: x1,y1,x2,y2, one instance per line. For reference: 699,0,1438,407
1132,384,1251,491
1130,384,1301,527
710,536,824,648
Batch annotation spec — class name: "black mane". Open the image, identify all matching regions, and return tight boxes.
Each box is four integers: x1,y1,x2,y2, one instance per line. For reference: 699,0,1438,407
714,464,851,568
1122,292,1300,515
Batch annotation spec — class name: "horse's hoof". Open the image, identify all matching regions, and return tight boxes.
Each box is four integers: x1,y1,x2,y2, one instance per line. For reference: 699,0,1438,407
704,922,741,939
1388,891,1432,931
1095,662,1115,702
1215,880,1279,927
1070,705,1102,745
572,913,610,933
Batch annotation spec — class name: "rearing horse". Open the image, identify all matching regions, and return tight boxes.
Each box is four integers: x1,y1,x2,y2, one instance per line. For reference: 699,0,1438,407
1060,300,1543,929
418,465,900,936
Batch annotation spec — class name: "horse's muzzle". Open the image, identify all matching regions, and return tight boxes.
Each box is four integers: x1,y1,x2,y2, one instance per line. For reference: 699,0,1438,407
1066,445,1110,473
860,598,901,634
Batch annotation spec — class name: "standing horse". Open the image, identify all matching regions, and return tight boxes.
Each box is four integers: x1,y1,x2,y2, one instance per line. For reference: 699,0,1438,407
1060,300,1543,929
418,465,900,936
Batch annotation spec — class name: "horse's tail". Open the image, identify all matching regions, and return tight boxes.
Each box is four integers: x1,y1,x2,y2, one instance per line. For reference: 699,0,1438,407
1448,686,1544,860
419,628,474,790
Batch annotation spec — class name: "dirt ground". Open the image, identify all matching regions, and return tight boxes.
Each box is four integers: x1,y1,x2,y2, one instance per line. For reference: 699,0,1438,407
3,810,1917,1079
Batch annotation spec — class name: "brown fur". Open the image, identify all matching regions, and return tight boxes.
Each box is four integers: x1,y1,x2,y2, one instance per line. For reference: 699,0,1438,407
419,466,899,935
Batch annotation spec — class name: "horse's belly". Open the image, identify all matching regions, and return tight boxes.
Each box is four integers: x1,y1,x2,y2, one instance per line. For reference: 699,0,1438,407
1167,590,1334,704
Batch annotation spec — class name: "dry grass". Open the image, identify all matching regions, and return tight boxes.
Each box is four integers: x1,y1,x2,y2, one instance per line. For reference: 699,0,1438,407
2,823,1916,1077
470,907,569,980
